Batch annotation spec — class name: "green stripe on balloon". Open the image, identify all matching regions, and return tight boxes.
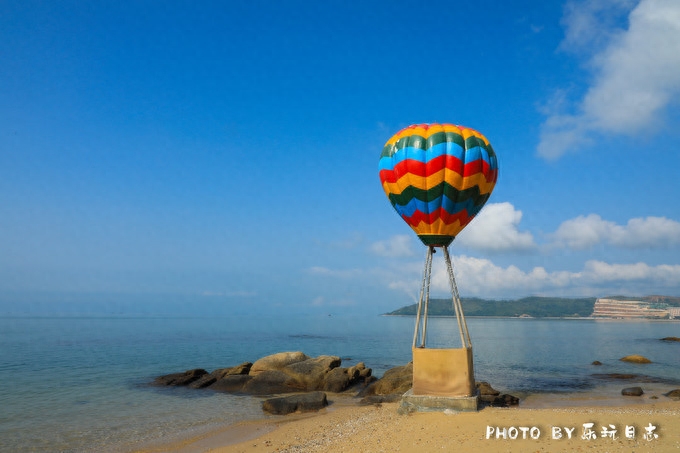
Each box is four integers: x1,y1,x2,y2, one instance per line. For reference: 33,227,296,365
417,235,455,247
387,183,492,207
380,132,495,159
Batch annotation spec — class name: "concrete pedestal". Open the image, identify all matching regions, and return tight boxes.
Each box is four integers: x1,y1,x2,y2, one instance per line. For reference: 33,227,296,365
398,389,479,414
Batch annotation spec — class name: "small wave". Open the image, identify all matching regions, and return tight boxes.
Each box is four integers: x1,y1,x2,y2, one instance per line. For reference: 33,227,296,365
288,334,333,339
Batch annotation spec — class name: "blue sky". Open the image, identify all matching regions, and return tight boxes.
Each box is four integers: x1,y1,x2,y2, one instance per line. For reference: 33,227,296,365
2,0,680,315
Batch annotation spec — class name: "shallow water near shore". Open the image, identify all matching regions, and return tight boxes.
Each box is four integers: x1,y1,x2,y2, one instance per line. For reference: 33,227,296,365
1,314,679,452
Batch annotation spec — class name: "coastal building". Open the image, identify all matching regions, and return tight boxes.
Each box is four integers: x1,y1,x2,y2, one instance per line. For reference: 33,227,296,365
669,307,680,319
591,298,670,319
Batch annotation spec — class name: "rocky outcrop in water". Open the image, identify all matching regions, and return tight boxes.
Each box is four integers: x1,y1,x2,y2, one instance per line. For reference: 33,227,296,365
153,368,207,386
250,352,310,375
187,362,253,389
152,352,521,411
153,352,372,396
620,355,652,364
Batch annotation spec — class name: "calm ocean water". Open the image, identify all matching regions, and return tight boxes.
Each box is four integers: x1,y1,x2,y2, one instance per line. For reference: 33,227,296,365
1,314,679,452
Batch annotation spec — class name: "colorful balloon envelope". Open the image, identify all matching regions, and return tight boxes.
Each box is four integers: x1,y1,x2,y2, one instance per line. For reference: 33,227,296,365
379,123,498,246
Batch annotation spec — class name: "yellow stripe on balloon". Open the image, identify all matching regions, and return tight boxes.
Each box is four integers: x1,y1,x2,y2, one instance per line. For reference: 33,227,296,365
383,124,490,147
412,218,466,237
381,169,496,196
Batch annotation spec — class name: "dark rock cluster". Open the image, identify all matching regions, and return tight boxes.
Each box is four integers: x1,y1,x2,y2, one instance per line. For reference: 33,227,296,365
152,351,520,414
476,381,520,407
153,351,373,397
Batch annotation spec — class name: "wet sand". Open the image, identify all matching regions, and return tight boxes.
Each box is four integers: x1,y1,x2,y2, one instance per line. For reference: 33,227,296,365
138,391,680,453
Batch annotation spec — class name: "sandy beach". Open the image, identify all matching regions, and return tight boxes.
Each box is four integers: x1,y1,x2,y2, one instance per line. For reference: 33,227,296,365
139,393,680,453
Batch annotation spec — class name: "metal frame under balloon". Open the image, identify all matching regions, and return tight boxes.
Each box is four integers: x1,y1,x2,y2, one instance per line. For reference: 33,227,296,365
412,245,472,350
411,245,476,398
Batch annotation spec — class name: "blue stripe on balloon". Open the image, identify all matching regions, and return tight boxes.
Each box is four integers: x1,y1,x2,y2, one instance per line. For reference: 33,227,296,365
463,146,481,164
379,142,461,171
392,195,484,218
379,142,496,172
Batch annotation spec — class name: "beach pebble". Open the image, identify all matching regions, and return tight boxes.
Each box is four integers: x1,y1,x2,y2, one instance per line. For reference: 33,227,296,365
621,386,644,396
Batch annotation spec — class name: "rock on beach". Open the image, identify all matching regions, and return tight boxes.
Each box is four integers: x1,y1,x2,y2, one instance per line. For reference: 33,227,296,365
621,386,644,396
152,351,521,413
262,391,328,415
358,362,412,397
665,389,680,399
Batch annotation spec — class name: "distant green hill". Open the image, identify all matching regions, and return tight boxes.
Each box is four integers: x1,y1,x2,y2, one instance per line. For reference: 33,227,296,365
629,295,680,307
385,296,598,318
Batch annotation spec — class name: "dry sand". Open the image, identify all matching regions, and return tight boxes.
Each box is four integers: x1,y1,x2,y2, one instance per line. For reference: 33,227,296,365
139,394,680,453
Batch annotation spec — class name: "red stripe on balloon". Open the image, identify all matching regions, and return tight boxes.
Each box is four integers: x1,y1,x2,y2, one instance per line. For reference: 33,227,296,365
400,208,474,228
379,155,497,184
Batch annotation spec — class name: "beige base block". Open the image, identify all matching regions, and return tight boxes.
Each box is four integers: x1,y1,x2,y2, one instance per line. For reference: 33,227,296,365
399,389,479,414
411,346,475,397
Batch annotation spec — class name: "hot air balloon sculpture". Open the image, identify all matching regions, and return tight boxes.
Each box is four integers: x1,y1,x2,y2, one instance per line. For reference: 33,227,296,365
379,123,498,404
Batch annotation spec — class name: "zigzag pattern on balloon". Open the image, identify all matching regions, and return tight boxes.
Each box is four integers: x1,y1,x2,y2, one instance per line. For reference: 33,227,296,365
381,170,496,197
392,195,483,220
379,123,498,246
408,217,469,237
379,140,496,171
379,153,497,183
381,124,493,157
385,181,493,208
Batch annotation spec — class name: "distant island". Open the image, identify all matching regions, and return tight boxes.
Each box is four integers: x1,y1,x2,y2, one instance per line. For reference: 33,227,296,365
384,295,680,319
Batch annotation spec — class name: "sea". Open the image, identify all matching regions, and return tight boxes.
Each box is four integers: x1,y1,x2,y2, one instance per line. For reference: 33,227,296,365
1,313,679,453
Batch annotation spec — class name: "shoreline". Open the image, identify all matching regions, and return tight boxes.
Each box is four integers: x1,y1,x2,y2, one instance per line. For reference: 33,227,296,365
382,314,680,321
135,389,680,453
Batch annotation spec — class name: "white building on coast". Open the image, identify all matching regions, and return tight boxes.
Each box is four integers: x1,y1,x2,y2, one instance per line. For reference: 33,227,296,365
591,298,671,319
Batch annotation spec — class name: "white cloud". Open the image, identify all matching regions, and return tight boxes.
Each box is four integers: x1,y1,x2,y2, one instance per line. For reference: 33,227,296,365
580,260,680,288
309,209,680,300
559,0,636,53
429,255,568,296
456,203,536,252
552,214,615,248
386,260,424,303
553,214,680,249
370,234,415,257
538,0,680,159
424,255,680,298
